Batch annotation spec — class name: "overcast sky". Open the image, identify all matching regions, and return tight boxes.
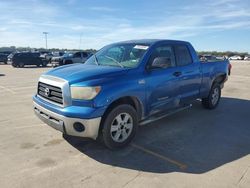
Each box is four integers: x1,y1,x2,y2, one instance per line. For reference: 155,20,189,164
0,0,249,52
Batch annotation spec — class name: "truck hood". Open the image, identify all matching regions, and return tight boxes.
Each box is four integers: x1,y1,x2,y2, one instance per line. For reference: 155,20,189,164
45,64,128,84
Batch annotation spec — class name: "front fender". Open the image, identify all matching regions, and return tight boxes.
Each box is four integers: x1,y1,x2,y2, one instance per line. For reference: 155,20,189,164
93,73,146,117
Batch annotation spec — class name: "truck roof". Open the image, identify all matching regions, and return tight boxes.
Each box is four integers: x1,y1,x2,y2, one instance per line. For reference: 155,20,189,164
116,39,190,45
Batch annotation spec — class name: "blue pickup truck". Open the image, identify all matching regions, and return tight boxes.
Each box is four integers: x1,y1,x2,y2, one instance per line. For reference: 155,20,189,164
33,39,229,149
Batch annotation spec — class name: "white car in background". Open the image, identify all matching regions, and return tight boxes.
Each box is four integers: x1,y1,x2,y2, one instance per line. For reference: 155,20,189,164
229,55,242,60
244,56,250,60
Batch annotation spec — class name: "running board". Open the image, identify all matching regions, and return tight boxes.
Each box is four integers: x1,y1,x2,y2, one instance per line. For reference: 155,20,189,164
139,104,192,126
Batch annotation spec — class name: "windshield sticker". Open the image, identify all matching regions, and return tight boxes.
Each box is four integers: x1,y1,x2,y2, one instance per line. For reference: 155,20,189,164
134,45,149,50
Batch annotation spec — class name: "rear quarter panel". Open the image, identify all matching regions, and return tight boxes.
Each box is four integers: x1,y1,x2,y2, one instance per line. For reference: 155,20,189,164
200,60,229,98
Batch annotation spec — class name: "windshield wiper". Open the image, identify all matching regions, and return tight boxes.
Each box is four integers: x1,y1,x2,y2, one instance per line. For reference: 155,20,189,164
94,54,99,66
104,55,124,68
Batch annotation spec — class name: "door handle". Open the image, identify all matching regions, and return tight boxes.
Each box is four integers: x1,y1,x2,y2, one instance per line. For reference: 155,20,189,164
173,71,182,77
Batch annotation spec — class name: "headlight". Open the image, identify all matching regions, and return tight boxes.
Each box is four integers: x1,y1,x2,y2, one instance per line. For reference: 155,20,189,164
70,86,101,100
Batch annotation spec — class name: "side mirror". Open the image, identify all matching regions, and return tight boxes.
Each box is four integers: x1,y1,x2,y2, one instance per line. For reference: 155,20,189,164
151,57,172,69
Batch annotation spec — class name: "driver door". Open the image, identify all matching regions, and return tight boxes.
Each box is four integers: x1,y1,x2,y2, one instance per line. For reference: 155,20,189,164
145,44,181,115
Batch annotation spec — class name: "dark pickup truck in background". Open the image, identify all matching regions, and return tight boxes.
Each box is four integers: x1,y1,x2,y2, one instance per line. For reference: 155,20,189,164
33,39,229,149
51,51,93,67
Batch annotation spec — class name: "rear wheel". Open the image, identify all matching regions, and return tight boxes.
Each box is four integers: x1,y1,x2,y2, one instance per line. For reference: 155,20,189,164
100,104,138,149
19,62,25,68
202,83,221,109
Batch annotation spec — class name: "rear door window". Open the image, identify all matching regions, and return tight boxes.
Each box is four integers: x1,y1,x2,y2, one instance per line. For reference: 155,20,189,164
148,45,176,69
175,45,193,66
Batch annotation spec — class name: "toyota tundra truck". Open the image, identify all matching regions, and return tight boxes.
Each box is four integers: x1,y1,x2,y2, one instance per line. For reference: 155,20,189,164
33,39,229,149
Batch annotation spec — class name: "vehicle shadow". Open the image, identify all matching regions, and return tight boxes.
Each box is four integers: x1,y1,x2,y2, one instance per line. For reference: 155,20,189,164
0,74,5,76
63,97,250,174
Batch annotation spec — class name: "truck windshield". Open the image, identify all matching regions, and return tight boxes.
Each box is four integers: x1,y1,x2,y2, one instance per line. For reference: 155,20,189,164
85,43,150,68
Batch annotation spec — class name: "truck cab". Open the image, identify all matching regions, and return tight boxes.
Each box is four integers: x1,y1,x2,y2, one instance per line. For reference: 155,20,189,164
33,39,228,149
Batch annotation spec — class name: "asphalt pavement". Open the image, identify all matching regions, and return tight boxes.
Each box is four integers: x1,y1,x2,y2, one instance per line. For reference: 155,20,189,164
0,61,250,188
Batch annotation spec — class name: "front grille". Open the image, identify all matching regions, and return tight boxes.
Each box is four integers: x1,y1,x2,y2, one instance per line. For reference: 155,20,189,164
38,82,63,105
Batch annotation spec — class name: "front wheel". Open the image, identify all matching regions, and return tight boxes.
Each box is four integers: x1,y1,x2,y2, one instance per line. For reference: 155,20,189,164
202,83,221,109
100,104,138,149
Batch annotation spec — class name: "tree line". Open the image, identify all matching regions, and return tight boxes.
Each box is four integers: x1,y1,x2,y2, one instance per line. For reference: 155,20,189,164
0,46,249,57
197,51,249,57
0,46,97,54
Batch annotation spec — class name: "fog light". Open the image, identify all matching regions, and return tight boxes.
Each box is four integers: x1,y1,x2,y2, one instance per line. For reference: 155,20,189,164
73,122,85,132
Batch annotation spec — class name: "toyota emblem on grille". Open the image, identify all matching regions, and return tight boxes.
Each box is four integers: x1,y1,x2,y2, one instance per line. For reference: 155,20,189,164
44,87,50,97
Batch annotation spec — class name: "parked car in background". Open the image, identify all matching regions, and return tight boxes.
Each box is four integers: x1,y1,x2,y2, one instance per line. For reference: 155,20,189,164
228,63,232,75
33,39,229,149
7,52,16,63
51,51,92,67
40,51,53,62
52,51,65,57
199,55,219,62
11,52,48,68
229,55,243,60
0,53,8,64
0,51,12,55
50,52,72,67
244,56,250,60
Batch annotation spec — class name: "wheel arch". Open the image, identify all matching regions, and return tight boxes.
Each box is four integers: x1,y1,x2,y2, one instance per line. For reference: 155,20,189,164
98,96,144,134
212,73,227,86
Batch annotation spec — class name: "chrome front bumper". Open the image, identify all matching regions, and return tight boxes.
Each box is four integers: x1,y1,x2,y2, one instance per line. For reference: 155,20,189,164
33,102,101,139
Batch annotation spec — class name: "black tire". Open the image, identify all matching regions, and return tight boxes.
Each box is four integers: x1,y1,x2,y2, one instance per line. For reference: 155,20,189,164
100,104,138,149
12,63,17,68
41,61,47,67
202,83,221,109
19,62,25,68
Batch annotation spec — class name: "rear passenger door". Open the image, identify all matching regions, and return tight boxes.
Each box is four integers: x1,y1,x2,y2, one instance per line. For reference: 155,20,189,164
174,45,202,103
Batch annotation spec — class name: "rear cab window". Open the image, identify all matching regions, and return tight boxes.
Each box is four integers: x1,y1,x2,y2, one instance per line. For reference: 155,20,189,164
174,45,193,66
